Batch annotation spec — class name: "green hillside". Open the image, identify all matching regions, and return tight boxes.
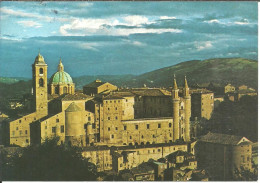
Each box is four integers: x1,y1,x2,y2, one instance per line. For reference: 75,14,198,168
121,58,257,89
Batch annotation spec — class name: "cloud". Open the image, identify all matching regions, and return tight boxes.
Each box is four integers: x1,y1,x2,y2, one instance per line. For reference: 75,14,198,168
0,6,70,23
160,16,176,20
17,20,42,28
234,18,249,25
59,17,182,36
123,15,151,26
204,19,220,23
195,41,213,50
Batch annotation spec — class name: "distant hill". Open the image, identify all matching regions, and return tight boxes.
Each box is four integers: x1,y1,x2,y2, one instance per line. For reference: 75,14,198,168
0,58,257,100
119,58,257,89
73,75,135,90
0,77,30,84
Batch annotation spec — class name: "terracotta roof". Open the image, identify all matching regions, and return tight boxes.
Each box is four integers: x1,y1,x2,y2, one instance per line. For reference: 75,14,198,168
199,132,251,145
83,80,106,88
57,93,91,101
65,102,82,112
130,88,171,97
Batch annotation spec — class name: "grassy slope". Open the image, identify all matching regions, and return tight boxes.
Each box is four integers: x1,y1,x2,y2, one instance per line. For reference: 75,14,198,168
121,58,257,88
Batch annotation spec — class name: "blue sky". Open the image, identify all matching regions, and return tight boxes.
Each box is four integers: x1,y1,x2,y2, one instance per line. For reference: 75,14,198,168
0,2,258,78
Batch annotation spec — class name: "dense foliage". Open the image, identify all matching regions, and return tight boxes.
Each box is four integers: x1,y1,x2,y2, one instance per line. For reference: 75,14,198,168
0,138,97,181
201,95,258,142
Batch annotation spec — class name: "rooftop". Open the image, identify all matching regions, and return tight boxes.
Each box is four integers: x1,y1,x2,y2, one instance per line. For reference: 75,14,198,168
199,132,251,145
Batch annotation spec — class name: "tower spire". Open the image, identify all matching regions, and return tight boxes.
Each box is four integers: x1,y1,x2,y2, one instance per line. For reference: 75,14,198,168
184,75,189,88
58,58,64,71
173,74,178,90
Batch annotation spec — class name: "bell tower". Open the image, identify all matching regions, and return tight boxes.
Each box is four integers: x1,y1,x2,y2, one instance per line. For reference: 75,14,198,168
172,75,180,142
183,76,191,142
32,52,48,118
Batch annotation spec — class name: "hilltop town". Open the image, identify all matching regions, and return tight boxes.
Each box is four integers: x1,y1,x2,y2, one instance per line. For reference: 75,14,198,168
0,53,257,181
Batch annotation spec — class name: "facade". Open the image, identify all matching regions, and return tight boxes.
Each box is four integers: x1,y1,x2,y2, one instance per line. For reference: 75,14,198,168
195,132,252,180
190,89,214,120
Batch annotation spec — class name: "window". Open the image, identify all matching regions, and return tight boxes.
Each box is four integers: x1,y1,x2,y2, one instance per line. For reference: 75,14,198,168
115,127,118,131
26,139,29,143
16,127,18,130
115,107,117,110
158,124,161,128
169,123,172,127
108,117,110,120
61,125,64,133
55,86,59,94
135,125,138,130
25,130,28,134
56,119,59,123
39,68,43,74
111,134,114,139
52,127,56,133
63,87,67,94
147,124,150,129
170,133,172,137
108,127,110,131
153,135,155,138
124,126,127,130
39,78,44,87
88,117,91,121
92,123,96,129
108,108,110,111
130,136,132,139
115,116,118,120
19,120,21,123
158,149,161,152
141,135,144,139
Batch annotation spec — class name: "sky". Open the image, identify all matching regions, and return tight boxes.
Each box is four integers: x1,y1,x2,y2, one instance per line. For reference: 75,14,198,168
0,2,258,78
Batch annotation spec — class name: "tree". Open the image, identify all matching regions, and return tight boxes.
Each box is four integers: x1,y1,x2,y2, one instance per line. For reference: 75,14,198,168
1,137,97,181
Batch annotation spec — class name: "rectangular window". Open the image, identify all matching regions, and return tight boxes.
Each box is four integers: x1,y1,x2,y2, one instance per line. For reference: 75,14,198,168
52,127,56,133
115,116,118,120
147,124,150,129
124,126,127,130
115,127,118,131
61,125,64,133
26,139,29,143
56,119,59,123
111,134,114,139
88,117,91,121
92,123,96,129
108,127,110,131
135,125,138,130
25,130,28,134
158,124,161,128
108,117,110,120
19,120,21,123
169,123,172,128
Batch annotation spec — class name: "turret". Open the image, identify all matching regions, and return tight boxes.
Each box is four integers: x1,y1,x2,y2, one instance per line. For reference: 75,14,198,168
172,75,180,141
65,102,85,146
183,76,191,141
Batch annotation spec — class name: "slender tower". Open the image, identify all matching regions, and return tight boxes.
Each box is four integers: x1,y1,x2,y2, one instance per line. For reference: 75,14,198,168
172,75,180,141
32,52,48,118
183,76,191,141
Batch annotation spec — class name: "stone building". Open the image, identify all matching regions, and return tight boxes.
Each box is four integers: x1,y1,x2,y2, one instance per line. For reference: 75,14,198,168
195,132,252,180
190,89,214,120
6,53,193,160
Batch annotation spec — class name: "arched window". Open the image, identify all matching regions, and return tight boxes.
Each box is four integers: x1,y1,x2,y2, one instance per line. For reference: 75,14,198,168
39,68,43,74
63,86,67,94
39,78,44,87
55,86,59,94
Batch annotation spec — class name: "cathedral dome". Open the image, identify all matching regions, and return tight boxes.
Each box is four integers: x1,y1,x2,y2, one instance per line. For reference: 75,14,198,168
35,53,45,64
49,58,73,84
50,71,73,84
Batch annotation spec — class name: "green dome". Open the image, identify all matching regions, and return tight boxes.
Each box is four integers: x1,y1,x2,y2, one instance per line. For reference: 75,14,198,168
50,71,73,84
